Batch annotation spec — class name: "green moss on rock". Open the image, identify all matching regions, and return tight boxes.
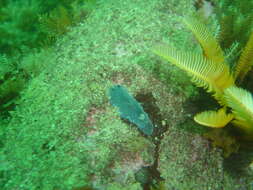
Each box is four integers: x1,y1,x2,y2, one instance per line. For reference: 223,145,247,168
158,121,247,190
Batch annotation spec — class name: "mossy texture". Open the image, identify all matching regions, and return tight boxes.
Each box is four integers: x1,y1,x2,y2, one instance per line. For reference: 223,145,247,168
158,121,250,190
159,130,220,189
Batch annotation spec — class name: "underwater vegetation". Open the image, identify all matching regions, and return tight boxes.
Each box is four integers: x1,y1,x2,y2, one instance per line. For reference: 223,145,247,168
0,0,97,118
0,0,97,55
2,0,253,189
212,0,253,53
153,16,253,140
109,85,154,136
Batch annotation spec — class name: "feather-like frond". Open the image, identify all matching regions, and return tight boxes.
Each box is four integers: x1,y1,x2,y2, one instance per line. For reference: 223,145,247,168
234,32,253,82
194,108,234,128
224,86,253,133
183,17,225,63
153,45,234,102
224,41,240,64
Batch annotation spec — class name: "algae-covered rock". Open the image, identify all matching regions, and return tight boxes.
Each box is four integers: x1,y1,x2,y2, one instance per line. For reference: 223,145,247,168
82,106,155,189
158,121,247,190
159,129,223,189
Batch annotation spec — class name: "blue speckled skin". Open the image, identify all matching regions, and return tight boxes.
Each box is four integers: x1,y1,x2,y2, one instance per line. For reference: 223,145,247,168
109,85,153,135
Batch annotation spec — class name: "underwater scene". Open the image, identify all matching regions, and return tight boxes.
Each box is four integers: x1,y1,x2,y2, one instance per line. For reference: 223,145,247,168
1,0,253,189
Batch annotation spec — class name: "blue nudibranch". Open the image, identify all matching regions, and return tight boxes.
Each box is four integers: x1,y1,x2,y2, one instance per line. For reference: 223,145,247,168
109,85,153,135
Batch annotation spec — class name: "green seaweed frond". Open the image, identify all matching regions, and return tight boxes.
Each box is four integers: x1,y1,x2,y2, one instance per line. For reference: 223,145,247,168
39,5,73,37
224,86,253,136
182,17,225,63
234,32,253,82
194,108,233,128
213,0,253,54
153,17,235,104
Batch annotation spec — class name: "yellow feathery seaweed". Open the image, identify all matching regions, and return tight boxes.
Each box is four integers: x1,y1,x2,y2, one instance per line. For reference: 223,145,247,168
183,17,225,63
224,86,253,134
153,15,253,139
234,32,253,82
153,45,234,103
194,108,234,128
